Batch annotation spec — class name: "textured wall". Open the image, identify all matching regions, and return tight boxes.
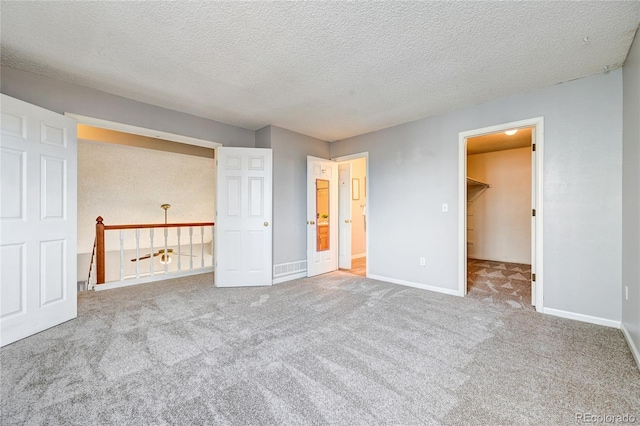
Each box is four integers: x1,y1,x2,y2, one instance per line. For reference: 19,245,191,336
77,140,215,255
0,66,255,148
467,147,531,264
622,29,640,359
330,70,623,322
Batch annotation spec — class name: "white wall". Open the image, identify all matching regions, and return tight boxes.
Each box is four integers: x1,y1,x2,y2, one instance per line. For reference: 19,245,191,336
77,140,215,278
349,157,367,257
622,29,640,363
467,147,531,264
0,65,255,148
330,70,623,323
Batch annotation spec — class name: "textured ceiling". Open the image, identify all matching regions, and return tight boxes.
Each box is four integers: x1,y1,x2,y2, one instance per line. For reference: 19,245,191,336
1,2,639,141
467,128,532,155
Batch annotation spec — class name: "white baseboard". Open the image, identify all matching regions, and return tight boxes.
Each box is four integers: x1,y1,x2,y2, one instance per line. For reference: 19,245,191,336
368,274,460,297
272,271,307,284
621,322,640,370
543,307,621,328
351,253,366,260
95,267,214,291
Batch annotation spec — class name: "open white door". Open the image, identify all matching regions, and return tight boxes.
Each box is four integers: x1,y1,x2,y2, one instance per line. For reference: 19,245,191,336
338,163,352,269
215,147,272,287
1,94,77,347
307,156,338,277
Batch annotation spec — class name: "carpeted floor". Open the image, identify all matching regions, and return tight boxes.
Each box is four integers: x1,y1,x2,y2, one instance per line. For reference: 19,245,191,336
1,272,638,425
467,258,533,310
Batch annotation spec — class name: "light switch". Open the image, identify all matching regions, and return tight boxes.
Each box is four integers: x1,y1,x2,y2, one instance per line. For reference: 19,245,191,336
442,203,449,212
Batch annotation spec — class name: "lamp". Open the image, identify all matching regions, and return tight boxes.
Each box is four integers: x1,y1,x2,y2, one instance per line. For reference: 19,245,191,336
160,204,172,264
505,129,518,136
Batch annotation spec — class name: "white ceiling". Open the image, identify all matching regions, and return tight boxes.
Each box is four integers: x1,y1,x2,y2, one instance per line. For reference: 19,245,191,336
1,2,639,141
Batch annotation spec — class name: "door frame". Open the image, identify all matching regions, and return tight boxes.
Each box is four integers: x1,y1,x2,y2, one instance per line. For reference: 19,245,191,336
337,162,352,270
458,117,544,311
332,152,370,278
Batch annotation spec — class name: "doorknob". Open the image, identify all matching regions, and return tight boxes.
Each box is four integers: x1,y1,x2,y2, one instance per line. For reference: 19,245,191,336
264,222,269,227
345,219,350,223
308,221,316,225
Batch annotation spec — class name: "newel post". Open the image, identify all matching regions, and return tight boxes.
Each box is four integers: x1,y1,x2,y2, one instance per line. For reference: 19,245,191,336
96,216,105,284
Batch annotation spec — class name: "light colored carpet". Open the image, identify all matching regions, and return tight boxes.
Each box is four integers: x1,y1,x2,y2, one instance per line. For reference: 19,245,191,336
467,259,533,310
1,272,638,425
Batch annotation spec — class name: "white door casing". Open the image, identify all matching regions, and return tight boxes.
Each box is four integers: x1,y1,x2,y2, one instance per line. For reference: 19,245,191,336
1,94,78,347
531,127,537,306
458,117,544,312
307,156,338,277
338,163,352,269
215,147,273,287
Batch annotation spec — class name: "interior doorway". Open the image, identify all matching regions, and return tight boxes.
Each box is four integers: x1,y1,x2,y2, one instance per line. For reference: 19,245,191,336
458,118,544,312
306,152,369,278
337,156,368,276
466,127,533,308
66,114,229,290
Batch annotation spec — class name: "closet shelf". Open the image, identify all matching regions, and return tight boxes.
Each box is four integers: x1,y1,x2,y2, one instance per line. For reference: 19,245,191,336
467,176,490,202
466,177,491,189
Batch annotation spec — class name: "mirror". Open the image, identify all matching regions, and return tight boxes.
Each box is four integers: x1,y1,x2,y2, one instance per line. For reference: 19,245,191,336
316,179,330,251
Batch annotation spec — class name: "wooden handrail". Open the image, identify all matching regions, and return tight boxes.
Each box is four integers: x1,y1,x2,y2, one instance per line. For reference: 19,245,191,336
95,216,215,285
104,222,214,230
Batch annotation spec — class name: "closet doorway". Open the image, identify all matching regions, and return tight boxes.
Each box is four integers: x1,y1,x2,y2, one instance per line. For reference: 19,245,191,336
458,118,544,311
335,153,368,277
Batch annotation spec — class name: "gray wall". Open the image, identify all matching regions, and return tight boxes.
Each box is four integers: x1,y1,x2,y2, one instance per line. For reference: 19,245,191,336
330,70,623,322
255,126,271,149
265,126,330,265
0,66,255,147
622,30,640,357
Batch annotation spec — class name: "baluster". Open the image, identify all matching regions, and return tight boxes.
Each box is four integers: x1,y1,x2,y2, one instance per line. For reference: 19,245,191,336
211,226,216,267
189,227,194,270
177,228,182,272
200,226,205,268
88,258,94,288
119,230,125,282
164,228,169,275
150,228,155,277
135,229,140,279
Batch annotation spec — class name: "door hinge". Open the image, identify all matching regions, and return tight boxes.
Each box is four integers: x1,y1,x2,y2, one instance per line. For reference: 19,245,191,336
532,209,536,217
532,273,536,282
532,144,536,152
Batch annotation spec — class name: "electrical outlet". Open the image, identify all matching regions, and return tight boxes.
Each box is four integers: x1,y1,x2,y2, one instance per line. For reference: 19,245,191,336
419,257,426,266
626,286,629,301
442,203,449,212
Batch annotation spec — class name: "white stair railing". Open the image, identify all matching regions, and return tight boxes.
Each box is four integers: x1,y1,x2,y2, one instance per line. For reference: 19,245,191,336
94,217,215,289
